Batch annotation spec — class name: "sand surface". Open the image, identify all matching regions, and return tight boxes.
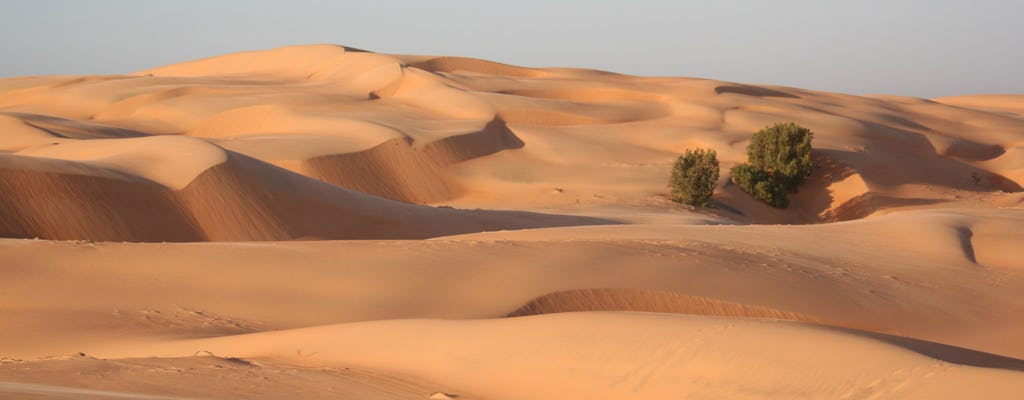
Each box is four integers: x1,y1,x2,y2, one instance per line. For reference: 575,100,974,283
1,44,1022,399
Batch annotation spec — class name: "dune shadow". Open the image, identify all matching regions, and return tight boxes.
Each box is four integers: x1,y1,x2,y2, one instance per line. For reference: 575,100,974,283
835,328,1024,372
306,116,522,204
955,226,977,264
823,193,947,222
409,56,544,78
0,147,616,242
819,122,1022,193
507,288,817,321
4,112,151,139
190,151,618,241
715,85,800,99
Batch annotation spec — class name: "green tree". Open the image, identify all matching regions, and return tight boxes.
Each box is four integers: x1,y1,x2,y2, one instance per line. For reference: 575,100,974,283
669,148,720,207
731,122,814,208
746,122,814,190
731,163,789,208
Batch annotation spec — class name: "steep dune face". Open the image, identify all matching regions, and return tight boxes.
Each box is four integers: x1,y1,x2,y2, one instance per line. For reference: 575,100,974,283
1,44,1022,240
507,288,817,322
0,135,605,241
0,155,201,242
304,117,523,203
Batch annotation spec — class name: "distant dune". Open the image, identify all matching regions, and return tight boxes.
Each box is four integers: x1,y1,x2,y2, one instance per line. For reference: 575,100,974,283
1,45,1022,399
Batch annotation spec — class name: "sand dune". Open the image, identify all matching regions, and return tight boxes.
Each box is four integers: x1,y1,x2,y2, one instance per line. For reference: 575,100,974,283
0,138,607,241
2,209,1021,359
0,355,459,400
0,44,1018,230
507,288,819,322
1,44,1023,398
934,94,1024,116
6,315,1021,399
89,314,1024,400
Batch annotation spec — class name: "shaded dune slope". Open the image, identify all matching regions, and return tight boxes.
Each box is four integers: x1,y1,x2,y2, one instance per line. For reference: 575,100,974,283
407,56,547,78
0,146,609,242
0,155,200,242
305,117,523,203
508,288,818,322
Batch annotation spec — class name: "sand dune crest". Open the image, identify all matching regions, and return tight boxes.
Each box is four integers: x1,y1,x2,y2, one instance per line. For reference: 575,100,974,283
508,288,816,322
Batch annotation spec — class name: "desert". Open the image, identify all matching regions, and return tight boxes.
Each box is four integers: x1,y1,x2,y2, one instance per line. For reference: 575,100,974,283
0,43,1022,399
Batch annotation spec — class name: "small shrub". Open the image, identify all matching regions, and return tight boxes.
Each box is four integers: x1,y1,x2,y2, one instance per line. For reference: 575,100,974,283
669,148,720,207
730,164,789,208
732,122,814,208
746,122,814,190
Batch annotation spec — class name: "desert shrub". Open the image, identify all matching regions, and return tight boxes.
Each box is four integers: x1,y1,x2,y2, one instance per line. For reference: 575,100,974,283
669,148,720,207
732,122,814,208
730,163,789,208
746,122,814,189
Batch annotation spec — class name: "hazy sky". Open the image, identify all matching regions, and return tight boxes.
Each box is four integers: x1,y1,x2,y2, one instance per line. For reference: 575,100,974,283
2,0,1021,97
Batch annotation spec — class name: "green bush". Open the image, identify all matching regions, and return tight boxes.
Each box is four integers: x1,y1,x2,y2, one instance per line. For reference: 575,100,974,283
669,148,720,207
730,163,789,208
746,122,814,189
732,122,814,208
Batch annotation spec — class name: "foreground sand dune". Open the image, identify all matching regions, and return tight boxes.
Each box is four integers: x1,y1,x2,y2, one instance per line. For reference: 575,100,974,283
2,208,1023,398
1,44,1023,398
7,314,1019,400
2,209,1021,357
116,313,1024,400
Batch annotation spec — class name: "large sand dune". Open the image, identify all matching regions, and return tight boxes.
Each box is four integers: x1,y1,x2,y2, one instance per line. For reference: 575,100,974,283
1,44,1023,398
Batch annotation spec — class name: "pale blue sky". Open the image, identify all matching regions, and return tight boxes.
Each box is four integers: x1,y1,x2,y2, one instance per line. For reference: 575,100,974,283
2,0,1021,97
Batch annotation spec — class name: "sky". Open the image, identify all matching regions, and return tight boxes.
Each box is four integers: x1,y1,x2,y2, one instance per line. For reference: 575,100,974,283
1,0,1021,98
